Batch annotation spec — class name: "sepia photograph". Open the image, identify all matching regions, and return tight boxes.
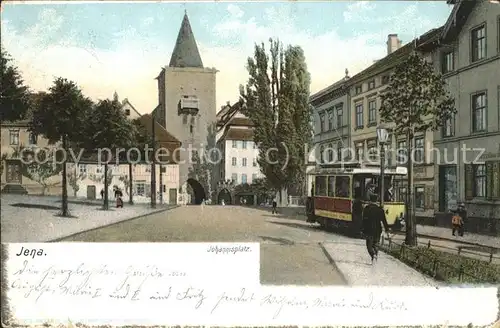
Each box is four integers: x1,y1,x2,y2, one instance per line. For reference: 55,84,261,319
1,0,499,291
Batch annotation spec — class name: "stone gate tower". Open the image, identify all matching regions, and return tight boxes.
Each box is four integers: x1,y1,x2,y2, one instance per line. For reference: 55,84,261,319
155,12,217,203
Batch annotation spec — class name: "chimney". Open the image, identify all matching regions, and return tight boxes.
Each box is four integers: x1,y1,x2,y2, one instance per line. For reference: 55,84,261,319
387,34,402,55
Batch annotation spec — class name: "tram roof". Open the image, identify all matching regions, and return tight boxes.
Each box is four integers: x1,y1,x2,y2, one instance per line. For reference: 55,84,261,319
308,162,407,176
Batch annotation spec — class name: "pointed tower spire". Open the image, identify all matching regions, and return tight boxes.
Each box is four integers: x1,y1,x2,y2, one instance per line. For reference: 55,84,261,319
169,12,204,68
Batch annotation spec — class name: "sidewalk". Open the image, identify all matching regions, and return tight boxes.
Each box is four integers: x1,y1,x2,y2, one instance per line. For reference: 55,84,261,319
410,224,500,249
1,194,176,242
322,240,441,286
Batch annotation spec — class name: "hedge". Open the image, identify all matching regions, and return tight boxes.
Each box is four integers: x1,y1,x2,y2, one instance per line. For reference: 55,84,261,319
380,242,500,284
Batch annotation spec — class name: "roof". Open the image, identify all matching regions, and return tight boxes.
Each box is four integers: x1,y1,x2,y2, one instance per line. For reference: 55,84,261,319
347,26,444,85
138,114,181,144
216,101,243,132
221,127,254,141
441,0,477,42
121,98,141,117
227,117,254,127
169,13,204,68
310,76,349,104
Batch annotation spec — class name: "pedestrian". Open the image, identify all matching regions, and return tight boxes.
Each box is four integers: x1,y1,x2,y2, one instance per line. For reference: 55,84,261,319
272,198,277,214
100,189,104,199
116,189,124,208
450,202,467,236
362,194,390,264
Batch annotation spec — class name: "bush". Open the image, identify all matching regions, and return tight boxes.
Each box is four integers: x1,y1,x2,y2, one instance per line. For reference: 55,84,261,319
381,243,500,284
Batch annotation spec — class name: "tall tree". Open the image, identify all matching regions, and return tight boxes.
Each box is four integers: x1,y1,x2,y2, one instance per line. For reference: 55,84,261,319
29,78,94,217
81,98,135,209
240,39,312,204
67,164,87,197
379,51,456,246
0,49,31,122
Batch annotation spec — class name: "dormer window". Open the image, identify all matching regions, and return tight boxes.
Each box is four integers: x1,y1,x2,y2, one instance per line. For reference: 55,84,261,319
28,133,37,145
355,85,362,95
368,80,375,90
125,109,130,116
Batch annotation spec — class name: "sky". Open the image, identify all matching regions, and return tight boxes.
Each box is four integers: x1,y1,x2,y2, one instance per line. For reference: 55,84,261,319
1,1,453,114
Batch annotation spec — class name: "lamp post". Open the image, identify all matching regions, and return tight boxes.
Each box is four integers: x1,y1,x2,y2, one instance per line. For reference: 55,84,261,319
377,124,389,208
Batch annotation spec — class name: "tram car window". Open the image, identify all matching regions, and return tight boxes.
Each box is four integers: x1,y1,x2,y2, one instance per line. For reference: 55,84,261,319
327,176,335,197
335,176,350,198
315,176,327,196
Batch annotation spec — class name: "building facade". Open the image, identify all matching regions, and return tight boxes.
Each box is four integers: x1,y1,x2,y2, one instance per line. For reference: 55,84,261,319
433,0,500,229
310,70,351,165
155,12,217,204
347,29,443,221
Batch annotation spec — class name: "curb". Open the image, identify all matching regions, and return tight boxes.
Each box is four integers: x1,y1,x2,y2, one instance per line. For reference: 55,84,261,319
48,205,179,242
393,231,499,250
318,242,349,285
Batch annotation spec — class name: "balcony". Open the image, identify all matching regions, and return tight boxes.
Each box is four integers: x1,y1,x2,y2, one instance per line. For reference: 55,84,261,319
178,96,199,116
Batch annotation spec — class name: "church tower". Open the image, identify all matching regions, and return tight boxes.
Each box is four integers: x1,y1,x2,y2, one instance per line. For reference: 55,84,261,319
156,12,217,203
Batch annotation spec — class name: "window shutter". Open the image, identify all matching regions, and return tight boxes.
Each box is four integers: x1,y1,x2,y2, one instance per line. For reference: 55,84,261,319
425,186,434,210
486,161,493,199
491,161,500,199
464,164,474,200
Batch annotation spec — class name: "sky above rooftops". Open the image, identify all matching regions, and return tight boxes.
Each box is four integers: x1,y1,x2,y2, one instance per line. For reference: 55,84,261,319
1,1,452,113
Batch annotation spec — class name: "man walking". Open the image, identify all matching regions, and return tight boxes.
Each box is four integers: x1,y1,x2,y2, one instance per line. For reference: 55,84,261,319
272,198,277,214
362,194,390,264
451,202,467,236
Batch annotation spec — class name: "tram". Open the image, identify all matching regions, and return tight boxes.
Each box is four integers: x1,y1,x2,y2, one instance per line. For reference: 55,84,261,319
306,162,407,236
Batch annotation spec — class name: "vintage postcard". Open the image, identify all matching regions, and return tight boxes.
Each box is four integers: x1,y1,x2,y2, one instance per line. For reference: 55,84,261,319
1,0,499,326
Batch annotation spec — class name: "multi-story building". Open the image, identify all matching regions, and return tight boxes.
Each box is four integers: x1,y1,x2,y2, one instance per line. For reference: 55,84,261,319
310,69,351,164
214,102,264,204
433,0,500,230
347,29,444,221
155,12,217,204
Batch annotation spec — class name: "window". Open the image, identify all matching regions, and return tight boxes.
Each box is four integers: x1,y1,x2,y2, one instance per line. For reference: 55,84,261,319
471,24,486,62
28,133,37,145
336,106,343,128
355,144,364,162
472,92,487,132
125,109,131,116
232,140,238,148
442,115,455,137
368,100,376,124
335,176,350,198
189,125,193,134
327,176,335,197
242,158,247,167
355,103,363,129
78,164,87,175
241,174,247,184
368,80,375,90
315,176,327,196
441,51,454,73
414,136,425,163
397,187,407,203
253,158,257,167
381,75,389,85
252,173,257,182
232,173,238,183
355,85,362,95
328,110,334,130
367,144,377,162
415,186,425,209
9,130,19,145
242,141,247,149
337,142,343,162
136,183,145,196
397,140,407,164
319,145,325,163
319,113,326,133
473,164,486,197
232,157,237,166
183,115,188,124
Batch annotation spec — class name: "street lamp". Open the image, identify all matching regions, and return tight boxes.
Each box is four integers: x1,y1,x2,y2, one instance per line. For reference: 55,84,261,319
377,124,389,208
